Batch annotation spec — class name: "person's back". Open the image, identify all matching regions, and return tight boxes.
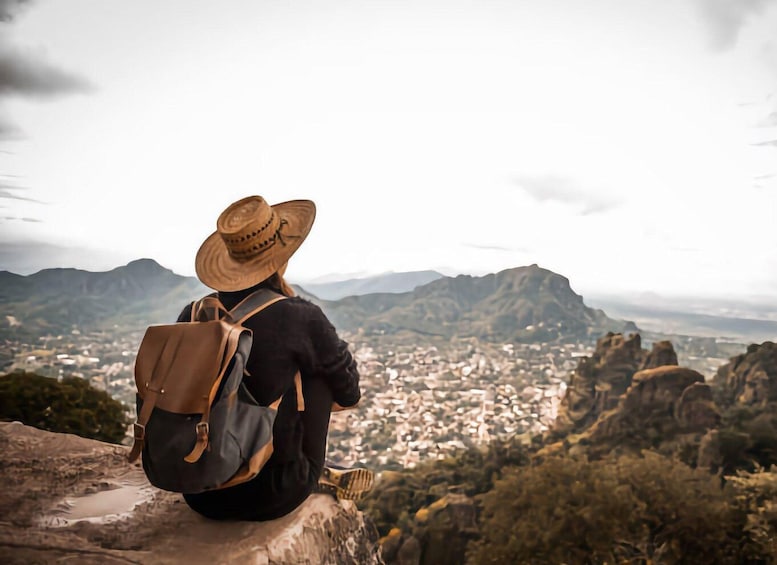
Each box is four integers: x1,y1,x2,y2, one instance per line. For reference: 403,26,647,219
176,195,370,521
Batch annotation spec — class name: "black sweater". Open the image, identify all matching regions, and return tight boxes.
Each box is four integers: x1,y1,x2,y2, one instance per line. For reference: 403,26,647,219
179,283,361,520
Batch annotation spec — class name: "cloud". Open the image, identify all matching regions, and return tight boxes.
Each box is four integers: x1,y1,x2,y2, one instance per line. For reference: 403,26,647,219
0,44,91,98
512,174,620,216
754,173,776,180
761,41,777,70
0,0,31,22
0,1,91,139
1,215,40,222
696,0,777,52
752,139,777,147
462,243,529,253
0,109,20,138
0,187,44,203
0,240,134,275
757,111,777,127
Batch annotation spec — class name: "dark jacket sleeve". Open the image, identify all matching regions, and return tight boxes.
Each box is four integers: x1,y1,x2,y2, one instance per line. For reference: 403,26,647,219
305,305,361,407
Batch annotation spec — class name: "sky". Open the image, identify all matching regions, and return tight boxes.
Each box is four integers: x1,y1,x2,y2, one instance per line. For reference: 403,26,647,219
0,0,776,299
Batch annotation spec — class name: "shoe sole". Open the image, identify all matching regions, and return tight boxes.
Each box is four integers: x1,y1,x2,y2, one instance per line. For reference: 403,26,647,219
320,467,375,500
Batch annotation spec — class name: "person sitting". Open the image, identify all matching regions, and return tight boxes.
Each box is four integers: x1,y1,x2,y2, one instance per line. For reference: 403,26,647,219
179,195,373,521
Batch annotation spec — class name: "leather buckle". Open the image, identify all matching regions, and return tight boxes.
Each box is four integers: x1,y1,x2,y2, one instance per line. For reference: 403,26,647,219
133,422,145,440
195,422,209,438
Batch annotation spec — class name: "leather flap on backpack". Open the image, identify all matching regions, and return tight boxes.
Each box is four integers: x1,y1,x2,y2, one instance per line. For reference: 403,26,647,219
135,320,242,414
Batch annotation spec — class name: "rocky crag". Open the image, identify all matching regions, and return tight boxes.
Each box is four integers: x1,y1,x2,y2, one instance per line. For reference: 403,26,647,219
0,422,383,564
547,337,777,472
714,341,777,408
552,333,680,436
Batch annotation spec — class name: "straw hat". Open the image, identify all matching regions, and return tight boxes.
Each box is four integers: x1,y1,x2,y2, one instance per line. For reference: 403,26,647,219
195,196,316,291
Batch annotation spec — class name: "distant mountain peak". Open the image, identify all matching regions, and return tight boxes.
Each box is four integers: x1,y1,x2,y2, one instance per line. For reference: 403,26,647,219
123,258,170,273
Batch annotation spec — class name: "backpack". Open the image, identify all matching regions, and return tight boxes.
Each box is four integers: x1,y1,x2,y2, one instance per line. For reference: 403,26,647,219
127,288,305,494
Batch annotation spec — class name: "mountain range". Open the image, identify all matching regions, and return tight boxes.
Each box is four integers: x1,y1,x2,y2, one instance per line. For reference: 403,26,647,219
320,264,636,342
0,259,207,340
0,259,634,343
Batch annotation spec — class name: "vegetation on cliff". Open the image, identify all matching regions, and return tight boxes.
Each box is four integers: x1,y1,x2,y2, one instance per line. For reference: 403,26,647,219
0,372,128,444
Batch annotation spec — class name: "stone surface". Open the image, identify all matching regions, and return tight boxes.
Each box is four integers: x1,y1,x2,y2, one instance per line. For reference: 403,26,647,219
676,382,721,432
714,341,777,407
642,340,678,369
588,365,707,444
552,334,685,440
0,422,383,564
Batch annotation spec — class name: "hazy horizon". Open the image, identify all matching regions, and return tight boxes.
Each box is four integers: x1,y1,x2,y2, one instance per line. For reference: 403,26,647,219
1,0,776,299
4,250,777,308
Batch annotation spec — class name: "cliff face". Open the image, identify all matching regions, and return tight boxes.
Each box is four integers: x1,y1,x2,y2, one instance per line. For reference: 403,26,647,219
553,333,679,436
0,422,383,564
586,365,719,450
546,333,721,461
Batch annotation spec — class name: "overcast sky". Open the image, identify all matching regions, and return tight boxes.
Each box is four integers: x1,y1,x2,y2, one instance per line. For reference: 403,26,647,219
0,0,775,299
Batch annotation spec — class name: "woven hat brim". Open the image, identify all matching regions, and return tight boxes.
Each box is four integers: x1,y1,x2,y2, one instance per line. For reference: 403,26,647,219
195,199,316,291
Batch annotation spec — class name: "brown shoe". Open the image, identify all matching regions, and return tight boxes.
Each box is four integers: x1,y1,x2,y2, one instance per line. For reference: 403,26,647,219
320,467,375,500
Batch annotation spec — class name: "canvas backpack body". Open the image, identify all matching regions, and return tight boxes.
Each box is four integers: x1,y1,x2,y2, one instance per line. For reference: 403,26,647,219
127,288,304,494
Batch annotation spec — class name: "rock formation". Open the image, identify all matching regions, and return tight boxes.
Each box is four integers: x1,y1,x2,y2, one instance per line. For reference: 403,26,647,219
0,422,383,564
642,339,678,369
587,365,718,449
552,333,680,437
713,341,777,407
545,333,724,462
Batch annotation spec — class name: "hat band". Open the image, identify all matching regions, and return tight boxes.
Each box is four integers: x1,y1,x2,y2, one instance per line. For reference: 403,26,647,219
227,218,299,261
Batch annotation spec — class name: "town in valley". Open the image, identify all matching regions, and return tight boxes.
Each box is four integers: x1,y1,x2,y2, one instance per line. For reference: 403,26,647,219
3,322,743,470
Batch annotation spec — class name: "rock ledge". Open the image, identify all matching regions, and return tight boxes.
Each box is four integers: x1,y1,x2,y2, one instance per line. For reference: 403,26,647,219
0,422,382,564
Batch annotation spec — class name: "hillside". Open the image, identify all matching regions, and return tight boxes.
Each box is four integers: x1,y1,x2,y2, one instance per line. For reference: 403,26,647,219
324,264,637,342
0,259,208,340
0,261,635,344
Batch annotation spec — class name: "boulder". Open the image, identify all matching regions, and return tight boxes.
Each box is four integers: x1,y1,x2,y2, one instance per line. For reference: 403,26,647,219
641,340,678,369
625,365,704,416
0,422,383,564
587,366,711,450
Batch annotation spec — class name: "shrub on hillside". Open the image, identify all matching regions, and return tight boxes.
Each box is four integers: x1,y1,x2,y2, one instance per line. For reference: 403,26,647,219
0,371,128,444
468,451,774,564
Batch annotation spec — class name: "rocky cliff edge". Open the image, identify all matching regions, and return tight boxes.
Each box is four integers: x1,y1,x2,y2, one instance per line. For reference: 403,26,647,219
0,422,383,564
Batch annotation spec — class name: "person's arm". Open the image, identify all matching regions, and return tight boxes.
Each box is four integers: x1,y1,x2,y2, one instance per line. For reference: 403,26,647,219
176,302,194,323
306,306,361,408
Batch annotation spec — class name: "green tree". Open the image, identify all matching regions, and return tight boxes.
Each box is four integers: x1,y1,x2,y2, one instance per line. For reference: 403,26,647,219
0,371,129,444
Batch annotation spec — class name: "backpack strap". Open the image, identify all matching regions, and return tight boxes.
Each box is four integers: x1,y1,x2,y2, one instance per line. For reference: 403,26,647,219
293,370,305,411
228,288,287,325
231,289,304,410
183,325,244,463
192,293,226,322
